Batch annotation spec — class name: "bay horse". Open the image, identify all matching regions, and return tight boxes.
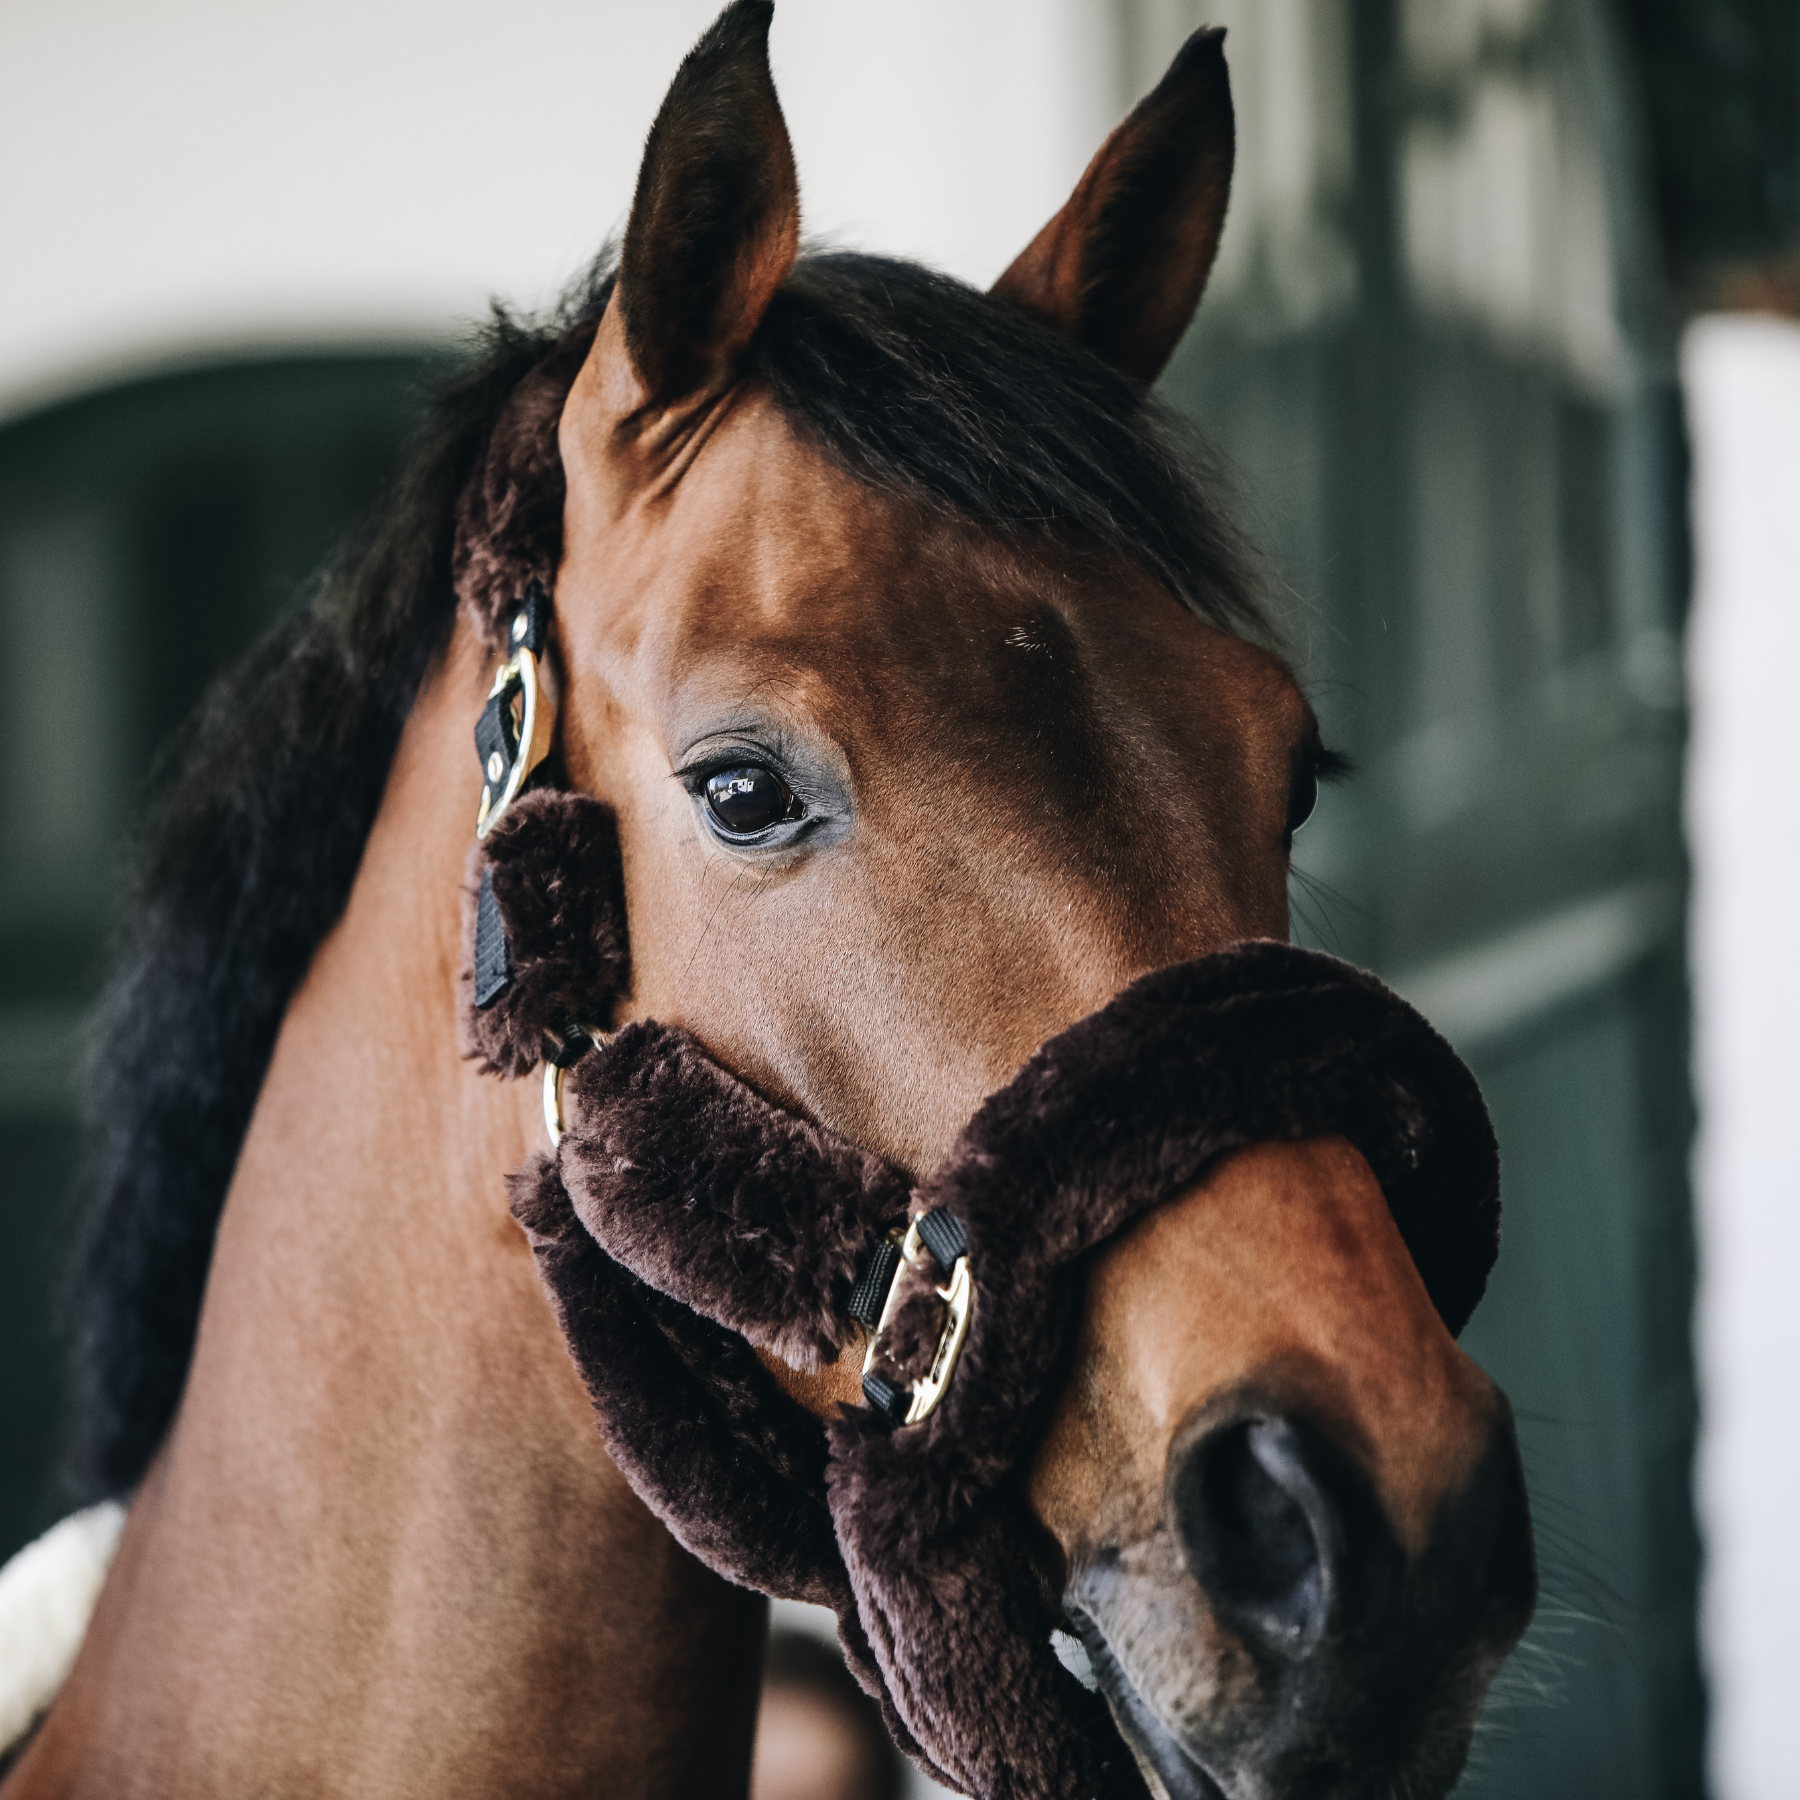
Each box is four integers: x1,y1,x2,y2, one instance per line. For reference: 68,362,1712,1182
3,6,1533,1796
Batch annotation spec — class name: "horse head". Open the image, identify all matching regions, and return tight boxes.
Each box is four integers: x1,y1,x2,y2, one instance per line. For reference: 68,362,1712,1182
473,5,1535,1794
20,7,1534,1798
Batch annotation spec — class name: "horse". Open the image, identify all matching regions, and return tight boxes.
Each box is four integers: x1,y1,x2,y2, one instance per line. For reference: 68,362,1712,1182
2,5,1534,1796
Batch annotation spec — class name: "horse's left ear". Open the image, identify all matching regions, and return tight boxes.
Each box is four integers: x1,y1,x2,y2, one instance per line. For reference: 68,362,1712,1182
991,27,1234,385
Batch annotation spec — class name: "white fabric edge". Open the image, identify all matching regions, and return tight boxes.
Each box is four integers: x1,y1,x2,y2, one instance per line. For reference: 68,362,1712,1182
0,1503,126,1758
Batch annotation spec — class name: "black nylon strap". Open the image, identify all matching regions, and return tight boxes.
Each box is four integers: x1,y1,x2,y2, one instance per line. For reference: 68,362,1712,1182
847,1236,902,1329
861,1371,907,1425
476,686,516,776
914,1208,967,1269
472,867,511,1008
542,1020,593,1068
510,580,551,656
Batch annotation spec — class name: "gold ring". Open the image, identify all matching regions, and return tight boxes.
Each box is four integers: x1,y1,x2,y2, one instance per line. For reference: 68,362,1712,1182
541,1024,607,1147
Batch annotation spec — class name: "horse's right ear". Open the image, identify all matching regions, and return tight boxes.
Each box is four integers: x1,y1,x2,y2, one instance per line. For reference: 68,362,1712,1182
602,0,799,409
991,27,1234,385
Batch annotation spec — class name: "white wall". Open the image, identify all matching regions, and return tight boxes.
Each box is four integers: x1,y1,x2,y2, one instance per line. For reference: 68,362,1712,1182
1684,312,1800,1800
0,0,1117,420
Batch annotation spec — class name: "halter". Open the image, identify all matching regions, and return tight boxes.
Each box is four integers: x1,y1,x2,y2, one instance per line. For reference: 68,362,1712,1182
469,582,555,1009
455,584,1503,1800
471,586,981,1428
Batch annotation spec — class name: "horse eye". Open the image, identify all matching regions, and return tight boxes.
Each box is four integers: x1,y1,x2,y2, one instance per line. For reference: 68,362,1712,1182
703,765,801,837
1285,767,1319,840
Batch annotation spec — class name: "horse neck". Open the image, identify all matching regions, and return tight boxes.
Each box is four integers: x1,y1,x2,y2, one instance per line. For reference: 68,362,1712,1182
15,621,766,1800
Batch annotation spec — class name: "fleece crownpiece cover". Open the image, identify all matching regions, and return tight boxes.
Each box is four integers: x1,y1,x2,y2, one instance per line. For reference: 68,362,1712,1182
463,793,1501,1800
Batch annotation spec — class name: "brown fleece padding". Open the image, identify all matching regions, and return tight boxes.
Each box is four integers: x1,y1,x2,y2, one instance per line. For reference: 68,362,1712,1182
557,1021,911,1371
508,1146,934,1776
458,789,630,1078
477,877,1499,1798
509,1148,841,1599
452,319,597,652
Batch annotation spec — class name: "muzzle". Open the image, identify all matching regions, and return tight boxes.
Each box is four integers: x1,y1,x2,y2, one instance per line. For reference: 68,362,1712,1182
460,781,1500,1800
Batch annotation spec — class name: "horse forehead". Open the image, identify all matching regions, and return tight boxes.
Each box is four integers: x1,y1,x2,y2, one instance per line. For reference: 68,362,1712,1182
626,390,1307,754
670,387,891,579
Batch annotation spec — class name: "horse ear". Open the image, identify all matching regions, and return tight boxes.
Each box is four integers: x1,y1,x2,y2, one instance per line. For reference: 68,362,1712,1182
990,27,1234,385
614,0,799,402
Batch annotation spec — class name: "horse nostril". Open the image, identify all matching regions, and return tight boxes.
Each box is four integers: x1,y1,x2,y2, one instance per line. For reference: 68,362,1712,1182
1173,1416,1338,1657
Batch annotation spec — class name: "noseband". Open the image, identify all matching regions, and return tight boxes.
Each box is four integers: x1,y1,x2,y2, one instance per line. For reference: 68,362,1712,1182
457,587,1500,1799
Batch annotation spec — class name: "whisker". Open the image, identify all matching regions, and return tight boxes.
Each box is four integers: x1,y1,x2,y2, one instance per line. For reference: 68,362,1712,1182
1289,864,1374,926
682,864,752,981
1287,866,1363,957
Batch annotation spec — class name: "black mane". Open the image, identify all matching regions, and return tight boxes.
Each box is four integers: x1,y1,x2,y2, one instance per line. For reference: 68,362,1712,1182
73,251,1268,1498
753,254,1264,633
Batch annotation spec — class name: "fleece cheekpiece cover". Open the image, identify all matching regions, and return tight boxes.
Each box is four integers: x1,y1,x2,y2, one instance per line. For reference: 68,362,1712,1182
461,791,1500,1800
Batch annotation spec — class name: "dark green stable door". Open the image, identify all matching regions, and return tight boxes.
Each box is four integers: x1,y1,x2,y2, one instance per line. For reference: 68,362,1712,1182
0,352,433,1560
1134,0,1702,1790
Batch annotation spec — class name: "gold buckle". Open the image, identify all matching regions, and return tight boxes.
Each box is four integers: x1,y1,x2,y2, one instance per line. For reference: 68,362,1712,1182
475,642,555,839
542,1024,608,1147
861,1217,974,1426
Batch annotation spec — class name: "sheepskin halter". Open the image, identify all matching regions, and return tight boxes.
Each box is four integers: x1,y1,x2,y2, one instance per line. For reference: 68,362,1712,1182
449,346,1500,1800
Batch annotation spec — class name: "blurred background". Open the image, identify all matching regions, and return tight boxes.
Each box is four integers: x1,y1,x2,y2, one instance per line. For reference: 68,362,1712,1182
2,2,1795,1796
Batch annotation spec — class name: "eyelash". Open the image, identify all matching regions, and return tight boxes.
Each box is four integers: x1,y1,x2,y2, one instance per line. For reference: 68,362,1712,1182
1285,745,1352,847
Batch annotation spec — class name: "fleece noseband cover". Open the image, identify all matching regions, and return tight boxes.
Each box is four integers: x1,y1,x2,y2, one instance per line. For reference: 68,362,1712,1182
459,788,1500,1800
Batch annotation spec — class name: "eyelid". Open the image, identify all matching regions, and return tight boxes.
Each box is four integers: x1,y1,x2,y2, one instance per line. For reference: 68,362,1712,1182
675,746,785,789
675,741,844,820
700,809,817,853
674,713,805,769
669,722,854,854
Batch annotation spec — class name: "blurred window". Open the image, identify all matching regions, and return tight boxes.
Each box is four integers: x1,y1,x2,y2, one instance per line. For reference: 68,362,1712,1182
1122,0,1699,1793
753,1629,903,1800
0,350,431,1560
